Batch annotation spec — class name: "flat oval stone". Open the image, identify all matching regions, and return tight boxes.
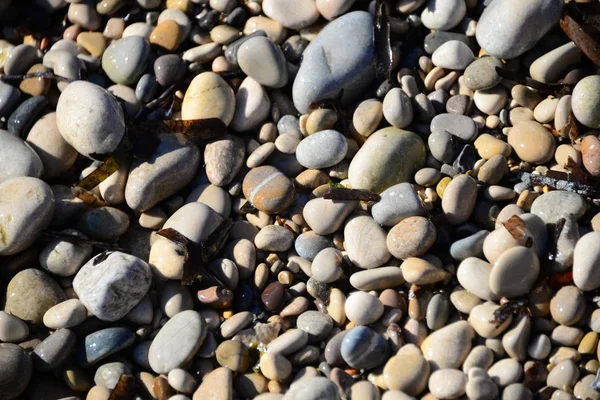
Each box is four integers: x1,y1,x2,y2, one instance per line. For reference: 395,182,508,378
297,311,333,342
344,214,391,269
421,0,466,31
0,130,43,184
457,257,497,301
102,36,149,85
387,217,436,260
530,191,587,224
263,0,318,29
348,127,426,193
341,326,388,370
302,197,357,235
56,81,125,159
401,257,449,285
428,369,467,399
73,251,151,321
572,75,600,129
149,310,207,374
43,299,87,329
242,165,296,214
573,232,600,291
255,225,294,252
39,229,92,277
451,231,489,262
77,206,130,242
475,0,563,59
125,133,200,212
186,184,231,217
94,362,131,390
295,231,332,261
312,247,344,283
80,327,135,366
489,246,539,298
292,11,375,114
383,88,413,129
267,329,309,355
238,36,288,89
231,77,271,132
469,301,512,339
421,321,475,369
0,343,32,400
431,113,478,142
296,129,348,169
349,266,404,291
205,134,245,187
463,57,504,91
284,377,340,400
372,183,424,226
432,41,474,70
8,95,47,138
530,42,581,84
182,72,236,125
442,174,478,225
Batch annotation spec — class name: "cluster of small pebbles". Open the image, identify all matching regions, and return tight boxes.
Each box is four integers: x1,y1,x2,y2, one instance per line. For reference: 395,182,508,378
1,0,600,399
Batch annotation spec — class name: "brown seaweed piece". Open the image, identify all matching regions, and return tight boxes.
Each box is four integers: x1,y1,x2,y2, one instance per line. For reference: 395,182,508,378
561,3,600,68
42,230,126,252
108,375,138,400
501,215,533,248
491,298,531,327
323,187,381,202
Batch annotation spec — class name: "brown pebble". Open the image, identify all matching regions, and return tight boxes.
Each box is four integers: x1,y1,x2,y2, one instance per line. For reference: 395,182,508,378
261,281,286,312
19,64,51,97
581,135,600,176
243,166,296,214
76,32,106,57
197,286,234,309
150,20,182,51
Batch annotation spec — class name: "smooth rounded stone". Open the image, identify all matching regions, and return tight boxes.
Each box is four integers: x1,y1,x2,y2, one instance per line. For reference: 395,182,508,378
383,88,413,129
573,232,600,291
295,231,332,261
414,168,441,188
149,310,207,374
186,184,231,217
421,0,466,31
136,73,158,104
572,75,600,128
284,376,340,400
305,109,338,135
311,247,344,283
468,301,512,339
401,257,449,286
478,155,508,186
216,340,250,372
473,133,511,160
4,44,40,76
474,86,508,115
432,41,474,70
550,286,585,326
582,135,600,177
446,94,473,116
303,197,357,235
192,367,233,400
457,257,497,301
56,81,125,159
349,127,425,193
4,268,65,324
80,327,135,366
547,359,579,389
372,183,424,226
345,291,384,325
26,112,77,180
73,251,151,321
442,174,477,225
428,130,454,164
247,143,276,168
238,36,288,89
293,11,375,114
296,130,348,169
168,368,197,394
260,352,292,381
0,343,32,400
462,345,494,373
205,134,245,187
125,133,200,212
159,282,193,319
243,165,295,214
552,325,584,346
487,358,522,388
154,54,185,87
489,246,539,298
77,206,130,242
255,225,294,252
431,113,478,142
466,376,499,400
231,77,270,132
349,266,404,291
94,362,131,390
527,334,552,360
0,312,28,343
101,36,149,85
450,231,489,262
502,314,531,361
353,99,383,137
0,82,21,119
262,0,318,29
268,329,309,356
7,95,47,138
0,130,43,183
386,217,436,260
507,121,555,164
182,72,235,125
344,214,391,269
421,321,475,370
297,311,333,342
502,383,532,400
426,293,451,330
383,352,429,396
33,328,76,370
43,299,87,330
428,369,467,399
575,375,600,400
150,20,182,52
220,312,253,339
39,230,92,277
341,326,388,370
475,0,563,59
530,42,581,84
510,107,535,125
530,191,587,225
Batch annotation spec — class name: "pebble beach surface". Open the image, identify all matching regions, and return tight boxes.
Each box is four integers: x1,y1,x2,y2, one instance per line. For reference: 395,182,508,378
0,0,600,399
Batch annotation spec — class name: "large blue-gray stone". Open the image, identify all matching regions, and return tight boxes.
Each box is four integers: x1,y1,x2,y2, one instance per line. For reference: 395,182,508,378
340,326,389,370
78,327,136,366
292,11,375,114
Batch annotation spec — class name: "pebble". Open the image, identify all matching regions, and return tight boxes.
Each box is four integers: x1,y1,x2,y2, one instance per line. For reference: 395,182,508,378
383,88,413,128
238,36,288,88
547,359,579,389
80,327,136,366
431,113,478,142
296,129,348,169
372,182,424,226
125,133,200,212
4,44,40,75
312,247,344,283
182,72,236,125
0,343,32,400
432,41,474,70
344,214,391,269
0,311,28,343
349,127,426,193
149,310,207,373
216,340,250,371
489,246,540,298
292,11,375,113
231,77,271,132
473,133,511,160
33,328,76,370
572,75,600,129
94,362,131,390
205,134,245,187
582,135,600,176
441,174,478,224
474,85,507,115
421,321,475,369
383,350,430,396
73,251,151,321
421,0,466,31
345,291,384,325
255,225,294,252
530,191,587,224
487,358,523,387
0,82,20,118
243,165,296,214
386,217,436,260
8,95,47,138
475,0,564,59
508,121,556,164
0,130,43,184
349,266,404,290
303,197,357,235
428,369,467,399
260,352,292,381
284,377,341,400
341,326,388,370
457,257,497,301
573,232,600,291
295,231,332,261
530,42,581,84
263,0,318,29
297,311,333,342
102,36,149,85
451,231,489,262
